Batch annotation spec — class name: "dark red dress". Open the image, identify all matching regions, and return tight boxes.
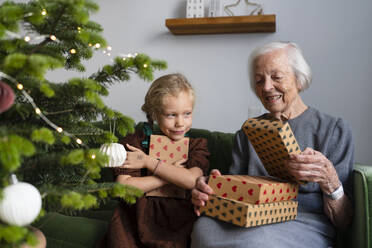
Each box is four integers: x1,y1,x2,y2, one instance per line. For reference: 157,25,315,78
103,128,210,248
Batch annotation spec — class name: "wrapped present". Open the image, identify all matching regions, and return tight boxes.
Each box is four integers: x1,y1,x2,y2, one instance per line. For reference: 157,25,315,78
149,135,189,164
208,175,298,204
199,195,298,228
242,118,302,183
146,135,189,198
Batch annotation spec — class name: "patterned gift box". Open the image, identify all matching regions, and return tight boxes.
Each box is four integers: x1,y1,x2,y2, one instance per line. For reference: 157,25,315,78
199,195,298,228
146,135,189,198
242,118,302,184
208,175,298,204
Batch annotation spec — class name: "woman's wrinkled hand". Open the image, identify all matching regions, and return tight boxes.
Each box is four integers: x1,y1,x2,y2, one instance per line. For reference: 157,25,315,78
122,144,151,169
191,169,221,216
287,147,341,194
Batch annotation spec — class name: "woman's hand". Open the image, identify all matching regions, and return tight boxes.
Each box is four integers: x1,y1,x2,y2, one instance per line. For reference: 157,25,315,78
287,147,341,194
123,144,152,169
191,169,221,216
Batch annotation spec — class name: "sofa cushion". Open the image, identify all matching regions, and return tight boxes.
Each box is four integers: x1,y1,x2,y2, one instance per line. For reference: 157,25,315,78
34,212,108,248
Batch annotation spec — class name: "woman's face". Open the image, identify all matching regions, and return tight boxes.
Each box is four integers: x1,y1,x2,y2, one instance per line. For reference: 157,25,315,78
254,49,302,118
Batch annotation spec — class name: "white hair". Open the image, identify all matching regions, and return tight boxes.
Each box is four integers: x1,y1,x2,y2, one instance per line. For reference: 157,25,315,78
248,42,312,94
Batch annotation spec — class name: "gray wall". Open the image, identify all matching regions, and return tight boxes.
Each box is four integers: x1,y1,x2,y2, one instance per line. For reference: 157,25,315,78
52,0,372,164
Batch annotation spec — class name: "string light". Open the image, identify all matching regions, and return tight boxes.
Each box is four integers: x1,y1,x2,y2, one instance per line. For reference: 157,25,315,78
49,35,56,41
0,71,89,148
94,43,101,49
24,36,31,42
91,154,96,159
70,48,76,54
88,43,92,47
143,64,148,68
107,46,112,51
41,9,47,16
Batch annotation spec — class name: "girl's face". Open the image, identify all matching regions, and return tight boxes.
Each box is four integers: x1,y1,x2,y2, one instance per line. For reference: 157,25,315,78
156,91,194,141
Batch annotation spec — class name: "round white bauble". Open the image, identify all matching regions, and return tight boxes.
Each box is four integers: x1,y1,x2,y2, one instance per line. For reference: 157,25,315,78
0,181,42,226
100,143,127,167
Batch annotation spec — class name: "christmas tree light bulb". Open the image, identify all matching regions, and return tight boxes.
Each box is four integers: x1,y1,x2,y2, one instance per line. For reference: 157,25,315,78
76,138,82,144
35,108,41,115
56,127,63,133
122,57,126,61
143,64,148,68
107,46,112,51
50,35,56,41
91,154,96,159
70,49,76,54
17,83,23,90
24,36,31,42
41,9,47,15
88,43,92,47
95,43,101,48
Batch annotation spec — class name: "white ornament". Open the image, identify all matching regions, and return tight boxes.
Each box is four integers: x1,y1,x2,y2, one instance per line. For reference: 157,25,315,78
209,0,222,17
186,0,205,18
100,143,127,167
0,175,42,226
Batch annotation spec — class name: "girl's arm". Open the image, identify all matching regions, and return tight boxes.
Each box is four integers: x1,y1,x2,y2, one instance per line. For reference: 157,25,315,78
116,174,169,192
124,144,204,190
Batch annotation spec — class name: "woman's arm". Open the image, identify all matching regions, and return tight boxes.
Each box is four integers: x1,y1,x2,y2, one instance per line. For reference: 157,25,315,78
287,148,353,229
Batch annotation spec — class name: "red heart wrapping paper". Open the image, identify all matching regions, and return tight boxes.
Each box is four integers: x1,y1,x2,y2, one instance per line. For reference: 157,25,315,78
146,135,189,198
242,118,303,184
208,175,298,205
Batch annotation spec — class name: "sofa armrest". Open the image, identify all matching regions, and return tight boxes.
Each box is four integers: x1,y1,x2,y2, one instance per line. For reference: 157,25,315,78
349,164,372,248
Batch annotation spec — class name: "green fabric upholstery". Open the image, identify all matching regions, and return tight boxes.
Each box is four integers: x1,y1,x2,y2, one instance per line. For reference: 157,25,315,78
351,164,372,248
34,126,372,248
34,212,108,248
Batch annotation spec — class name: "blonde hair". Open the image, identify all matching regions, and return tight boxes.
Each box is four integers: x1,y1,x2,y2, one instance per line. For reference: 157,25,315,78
141,73,195,126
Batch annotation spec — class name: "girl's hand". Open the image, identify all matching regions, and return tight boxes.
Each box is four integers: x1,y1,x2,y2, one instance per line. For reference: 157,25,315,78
287,147,341,194
173,158,187,167
123,144,151,169
191,169,221,216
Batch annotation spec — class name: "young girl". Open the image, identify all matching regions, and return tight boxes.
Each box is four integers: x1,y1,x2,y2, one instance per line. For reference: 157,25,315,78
104,73,210,248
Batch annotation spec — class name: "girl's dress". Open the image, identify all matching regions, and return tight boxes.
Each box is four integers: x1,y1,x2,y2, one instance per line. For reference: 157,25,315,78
103,124,210,248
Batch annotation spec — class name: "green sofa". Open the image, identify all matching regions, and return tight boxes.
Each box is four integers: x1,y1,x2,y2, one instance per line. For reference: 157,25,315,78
34,127,372,248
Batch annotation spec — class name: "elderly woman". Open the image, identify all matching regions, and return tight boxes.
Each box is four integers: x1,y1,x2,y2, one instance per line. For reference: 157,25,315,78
190,42,354,248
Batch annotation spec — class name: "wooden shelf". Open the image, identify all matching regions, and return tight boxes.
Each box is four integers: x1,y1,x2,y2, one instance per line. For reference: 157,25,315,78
165,15,276,35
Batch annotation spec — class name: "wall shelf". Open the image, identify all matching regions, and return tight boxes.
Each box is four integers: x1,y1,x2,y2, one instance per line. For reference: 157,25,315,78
165,15,276,35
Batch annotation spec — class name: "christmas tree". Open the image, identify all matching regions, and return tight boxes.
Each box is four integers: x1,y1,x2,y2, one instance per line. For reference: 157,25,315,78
0,0,166,246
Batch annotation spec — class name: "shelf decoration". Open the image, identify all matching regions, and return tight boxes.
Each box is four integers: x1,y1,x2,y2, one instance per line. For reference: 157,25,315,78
186,0,205,18
224,0,263,16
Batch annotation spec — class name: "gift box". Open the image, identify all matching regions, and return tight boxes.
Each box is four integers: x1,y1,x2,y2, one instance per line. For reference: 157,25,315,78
242,118,302,183
199,195,298,228
146,135,189,198
208,175,298,204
